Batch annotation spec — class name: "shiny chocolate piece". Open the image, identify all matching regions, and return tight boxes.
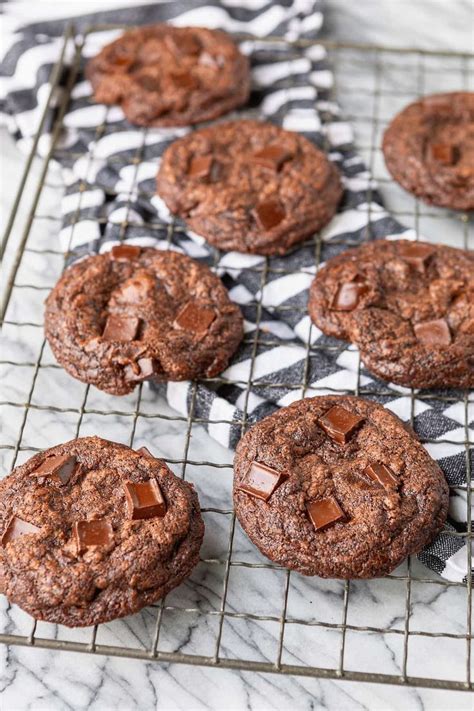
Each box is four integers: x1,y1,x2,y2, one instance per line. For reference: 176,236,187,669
172,72,198,89
251,145,293,171
124,357,158,383
137,446,154,459
33,454,77,485
74,519,114,553
188,155,213,180
174,302,216,335
398,242,434,272
331,282,368,311
1,516,40,546
414,318,452,347
102,315,140,342
365,462,399,490
430,143,456,165
124,479,166,520
307,497,345,532
110,244,141,261
253,199,285,231
238,461,287,502
318,406,364,444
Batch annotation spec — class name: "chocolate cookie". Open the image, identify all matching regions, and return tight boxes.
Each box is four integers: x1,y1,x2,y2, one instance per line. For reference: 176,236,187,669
156,120,342,255
309,240,474,389
86,24,250,127
0,437,204,626
45,246,243,395
233,396,448,579
382,92,474,210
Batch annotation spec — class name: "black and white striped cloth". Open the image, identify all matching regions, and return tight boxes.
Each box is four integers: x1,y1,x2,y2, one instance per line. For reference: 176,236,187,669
1,1,471,582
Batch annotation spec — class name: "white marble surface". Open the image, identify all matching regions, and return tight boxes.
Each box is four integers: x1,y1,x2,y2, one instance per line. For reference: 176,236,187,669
1,2,474,709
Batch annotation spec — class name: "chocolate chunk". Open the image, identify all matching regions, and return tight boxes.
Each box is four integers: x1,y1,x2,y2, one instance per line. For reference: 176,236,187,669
165,33,201,56
365,462,399,490
250,145,293,171
124,357,158,383
174,302,216,335
253,199,285,230
307,497,345,532
238,461,287,502
110,244,141,261
414,318,452,347
172,72,198,90
74,519,114,553
124,479,166,520
33,454,77,485
331,282,368,311
398,242,434,272
188,155,213,180
318,406,364,444
103,315,140,342
137,446,154,459
430,143,456,165
1,516,40,546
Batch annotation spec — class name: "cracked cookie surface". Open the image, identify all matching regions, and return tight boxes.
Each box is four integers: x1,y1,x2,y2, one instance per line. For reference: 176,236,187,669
382,92,474,210
45,247,243,395
233,396,448,578
86,24,250,127
156,120,342,255
0,437,204,627
309,240,474,389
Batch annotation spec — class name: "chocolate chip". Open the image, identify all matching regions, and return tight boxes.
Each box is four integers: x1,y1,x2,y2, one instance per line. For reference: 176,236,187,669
188,155,213,180
1,516,40,546
124,480,166,520
307,497,345,532
137,446,154,459
253,199,285,231
365,462,399,490
102,315,140,342
430,143,457,165
174,302,216,336
110,244,141,261
172,72,198,89
119,274,155,304
398,242,434,272
414,318,452,347
250,145,293,171
124,357,158,383
33,454,77,486
331,282,368,311
74,520,114,554
318,406,364,444
238,461,287,502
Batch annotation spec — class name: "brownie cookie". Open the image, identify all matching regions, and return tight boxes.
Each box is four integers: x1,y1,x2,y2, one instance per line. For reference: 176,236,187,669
382,92,474,210
0,437,204,626
86,24,250,127
156,120,342,255
45,246,243,395
233,396,449,578
309,240,474,389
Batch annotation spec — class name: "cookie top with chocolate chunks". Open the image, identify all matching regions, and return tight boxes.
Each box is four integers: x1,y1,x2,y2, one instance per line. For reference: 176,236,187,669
382,92,474,210
86,24,250,127
309,240,474,390
0,437,204,627
45,247,243,395
233,396,448,579
156,120,343,255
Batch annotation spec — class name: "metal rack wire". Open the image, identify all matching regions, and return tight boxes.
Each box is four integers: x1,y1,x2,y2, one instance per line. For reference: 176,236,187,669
0,25,473,692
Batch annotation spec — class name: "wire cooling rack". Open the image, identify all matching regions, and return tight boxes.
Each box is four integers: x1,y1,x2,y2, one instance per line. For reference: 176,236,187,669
0,25,473,692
